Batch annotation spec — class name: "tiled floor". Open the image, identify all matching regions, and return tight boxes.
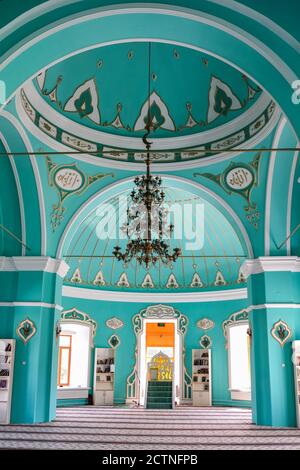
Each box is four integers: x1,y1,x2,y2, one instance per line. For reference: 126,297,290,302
0,406,300,450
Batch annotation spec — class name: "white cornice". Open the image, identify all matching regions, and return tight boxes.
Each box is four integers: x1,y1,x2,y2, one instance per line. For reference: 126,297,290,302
0,257,69,278
62,285,247,302
0,302,63,310
242,256,300,278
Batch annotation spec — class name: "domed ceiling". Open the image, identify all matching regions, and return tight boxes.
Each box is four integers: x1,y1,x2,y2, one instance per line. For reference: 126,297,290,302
19,42,277,164
63,184,249,292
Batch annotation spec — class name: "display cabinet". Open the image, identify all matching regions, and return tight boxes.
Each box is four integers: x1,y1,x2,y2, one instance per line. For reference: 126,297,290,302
0,339,16,424
192,348,212,406
93,348,114,406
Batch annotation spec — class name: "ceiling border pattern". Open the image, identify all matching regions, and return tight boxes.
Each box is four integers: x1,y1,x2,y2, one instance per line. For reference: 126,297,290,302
19,86,277,167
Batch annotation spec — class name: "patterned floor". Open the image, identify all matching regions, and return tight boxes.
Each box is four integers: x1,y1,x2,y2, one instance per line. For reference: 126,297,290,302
0,406,300,450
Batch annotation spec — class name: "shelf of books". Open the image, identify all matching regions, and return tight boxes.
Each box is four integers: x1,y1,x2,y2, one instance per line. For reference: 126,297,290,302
293,340,300,427
93,348,114,406
0,339,15,424
192,349,212,406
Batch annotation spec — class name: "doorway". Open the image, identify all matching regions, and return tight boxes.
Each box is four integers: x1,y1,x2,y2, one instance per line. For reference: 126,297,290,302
139,319,180,406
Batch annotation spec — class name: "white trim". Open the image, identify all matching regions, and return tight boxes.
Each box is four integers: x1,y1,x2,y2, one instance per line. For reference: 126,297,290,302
250,303,300,311
56,387,90,400
22,80,271,151
230,390,251,401
264,117,287,255
0,4,296,86
242,256,300,278
62,285,247,302
0,133,26,255
0,256,69,277
57,175,253,258
0,0,82,41
0,109,47,255
16,89,280,171
0,301,63,310
209,0,300,53
286,150,299,254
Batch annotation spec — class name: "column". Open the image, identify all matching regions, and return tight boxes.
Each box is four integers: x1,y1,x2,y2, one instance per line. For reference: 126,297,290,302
243,257,300,427
0,257,69,423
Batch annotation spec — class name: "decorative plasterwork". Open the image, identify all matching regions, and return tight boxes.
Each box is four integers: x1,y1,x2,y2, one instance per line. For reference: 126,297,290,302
106,317,124,330
197,318,215,330
222,310,249,347
126,304,192,403
0,256,69,278
195,152,262,229
200,334,212,349
271,320,292,347
46,157,113,230
108,334,121,349
16,318,36,344
242,256,300,279
60,308,97,346
20,85,275,161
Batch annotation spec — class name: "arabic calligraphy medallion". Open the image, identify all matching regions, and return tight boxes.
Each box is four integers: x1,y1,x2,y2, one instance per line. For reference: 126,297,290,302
225,166,254,191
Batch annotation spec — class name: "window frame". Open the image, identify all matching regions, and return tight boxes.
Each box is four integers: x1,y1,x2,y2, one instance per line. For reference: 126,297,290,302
227,321,251,393
58,334,72,387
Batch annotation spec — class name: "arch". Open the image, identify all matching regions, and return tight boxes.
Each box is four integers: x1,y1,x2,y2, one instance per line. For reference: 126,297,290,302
264,118,299,255
0,4,299,138
126,304,192,404
60,307,97,347
57,174,253,260
0,138,22,255
0,111,46,255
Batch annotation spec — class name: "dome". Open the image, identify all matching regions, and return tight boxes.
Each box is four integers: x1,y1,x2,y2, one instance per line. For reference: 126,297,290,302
20,42,276,164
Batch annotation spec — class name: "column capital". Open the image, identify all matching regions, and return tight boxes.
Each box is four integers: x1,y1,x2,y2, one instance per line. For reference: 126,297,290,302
0,256,69,278
242,256,300,279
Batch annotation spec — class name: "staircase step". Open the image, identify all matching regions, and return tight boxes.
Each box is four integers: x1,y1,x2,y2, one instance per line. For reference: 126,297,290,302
147,391,173,396
147,396,172,404
147,403,173,409
146,382,173,409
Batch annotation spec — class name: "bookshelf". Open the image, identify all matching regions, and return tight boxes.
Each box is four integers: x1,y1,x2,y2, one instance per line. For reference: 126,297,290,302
292,340,300,427
93,348,114,406
192,349,212,406
0,339,15,424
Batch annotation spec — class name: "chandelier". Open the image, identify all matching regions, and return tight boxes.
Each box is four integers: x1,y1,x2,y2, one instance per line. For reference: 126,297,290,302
113,44,181,269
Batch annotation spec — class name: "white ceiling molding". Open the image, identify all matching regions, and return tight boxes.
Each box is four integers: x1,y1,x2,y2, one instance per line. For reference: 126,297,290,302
62,285,248,303
0,0,82,41
209,0,300,53
0,301,63,310
15,88,280,172
0,256,69,278
22,80,271,151
242,256,300,279
286,150,299,255
264,116,287,255
1,4,296,87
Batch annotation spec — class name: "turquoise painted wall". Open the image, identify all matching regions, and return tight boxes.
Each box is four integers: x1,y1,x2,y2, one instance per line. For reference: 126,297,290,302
0,267,65,424
247,270,300,427
0,141,22,256
61,296,251,408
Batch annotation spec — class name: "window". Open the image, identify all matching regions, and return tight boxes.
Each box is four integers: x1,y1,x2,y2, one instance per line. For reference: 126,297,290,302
57,324,90,389
228,323,251,391
58,335,72,387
